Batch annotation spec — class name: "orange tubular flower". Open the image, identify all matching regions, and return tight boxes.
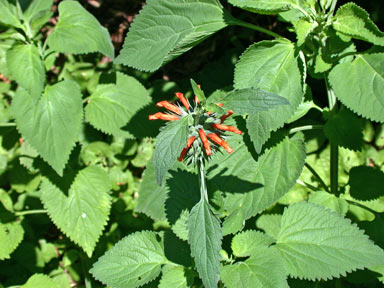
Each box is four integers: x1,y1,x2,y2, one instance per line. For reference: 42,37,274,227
199,129,212,156
178,136,196,162
220,110,233,123
156,101,182,115
148,112,179,121
212,123,242,135
175,92,190,111
207,133,233,153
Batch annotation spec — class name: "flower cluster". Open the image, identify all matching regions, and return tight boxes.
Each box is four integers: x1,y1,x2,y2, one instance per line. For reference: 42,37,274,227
149,90,242,163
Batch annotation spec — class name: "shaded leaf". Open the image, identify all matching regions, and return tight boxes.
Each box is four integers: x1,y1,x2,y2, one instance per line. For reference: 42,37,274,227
308,191,349,215
349,166,384,201
0,221,24,260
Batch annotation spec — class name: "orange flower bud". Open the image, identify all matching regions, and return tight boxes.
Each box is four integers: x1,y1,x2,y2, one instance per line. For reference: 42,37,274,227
220,110,233,123
178,136,196,162
148,112,179,121
156,101,182,115
175,92,190,111
216,103,224,107
212,123,242,135
207,133,233,153
199,129,212,156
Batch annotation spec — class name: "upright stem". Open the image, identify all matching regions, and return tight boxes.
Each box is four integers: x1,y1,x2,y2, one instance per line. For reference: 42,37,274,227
197,158,208,202
325,74,339,196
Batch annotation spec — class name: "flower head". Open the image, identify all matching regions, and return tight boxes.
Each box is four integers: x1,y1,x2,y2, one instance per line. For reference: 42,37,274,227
149,88,242,163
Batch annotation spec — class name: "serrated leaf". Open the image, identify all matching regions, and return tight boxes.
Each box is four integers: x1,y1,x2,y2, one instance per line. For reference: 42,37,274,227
349,166,384,201
0,221,24,260
191,79,206,104
6,44,45,96
332,3,384,46
294,18,315,46
328,53,384,122
90,231,168,288
324,106,363,150
221,248,288,288
232,230,274,257
22,274,59,288
172,209,189,241
115,0,227,71
275,201,384,280
256,214,282,239
135,160,168,222
228,0,297,15
188,199,222,288
207,133,306,234
47,0,114,58
85,72,151,137
234,40,303,151
0,189,13,212
154,116,190,185
218,88,290,115
246,114,271,153
159,266,193,288
23,0,53,21
0,0,21,27
11,81,82,175
308,191,349,215
40,166,111,257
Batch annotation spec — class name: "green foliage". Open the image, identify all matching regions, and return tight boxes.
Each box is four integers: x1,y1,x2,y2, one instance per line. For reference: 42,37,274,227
231,230,274,257
256,214,282,239
276,202,384,280
349,166,384,201
91,231,168,288
47,1,114,58
188,199,222,288
0,0,21,27
6,44,45,96
12,81,83,175
329,52,384,122
22,274,59,288
159,266,194,288
308,191,349,215
221,248,289,288
228,0,296,15
154,116,190,185
85,73,151,137
234,40,303,152
0,221,24,260
333,3,384,46
115,0,228,71
41,166,111,256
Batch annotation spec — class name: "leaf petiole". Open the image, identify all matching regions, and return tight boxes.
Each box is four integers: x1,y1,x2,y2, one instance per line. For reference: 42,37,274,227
15,209,47,216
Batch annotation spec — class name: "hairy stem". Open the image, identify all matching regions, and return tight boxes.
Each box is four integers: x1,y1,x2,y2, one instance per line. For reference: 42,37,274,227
197,158,208,202
227,19,283,39
289,125,323,134
0,123,16,127
15,209,47,216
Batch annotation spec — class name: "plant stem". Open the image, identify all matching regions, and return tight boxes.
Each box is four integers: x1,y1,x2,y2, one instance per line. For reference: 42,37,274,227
325,73,339,196
227,19,283,39
304,163,329,192
197,158,208,202
289,124,323,134
0,123,16,127
81,254,92,288
15,209,47,216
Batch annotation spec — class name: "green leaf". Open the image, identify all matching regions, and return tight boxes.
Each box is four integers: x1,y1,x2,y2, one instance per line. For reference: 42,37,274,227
0,0,21,27
294,18,315,46
85,72,151,137
159,266,193,288
90,231,168,288
217,88,290,115
234,40,303,151
40,166,111,257
324,106,363,150
332,3,384,46
135,160,168,221
256,214,282,239
188,199,222,288
231,230,274,257
207,133,306,234
308,191,349,215
23,0,53,21
191,79,206,104
0,221,24,260
275,202,384,280
47,0,114,58
221,248,289,288
328,53,384,122
11,80,82,175
6,44,45,96
246,114,271,154
0,189,13,212
349,166,384,201
22,274,59,288
228,0,297,14
154,116,190,185
115,0,228,71
172,210,189,241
